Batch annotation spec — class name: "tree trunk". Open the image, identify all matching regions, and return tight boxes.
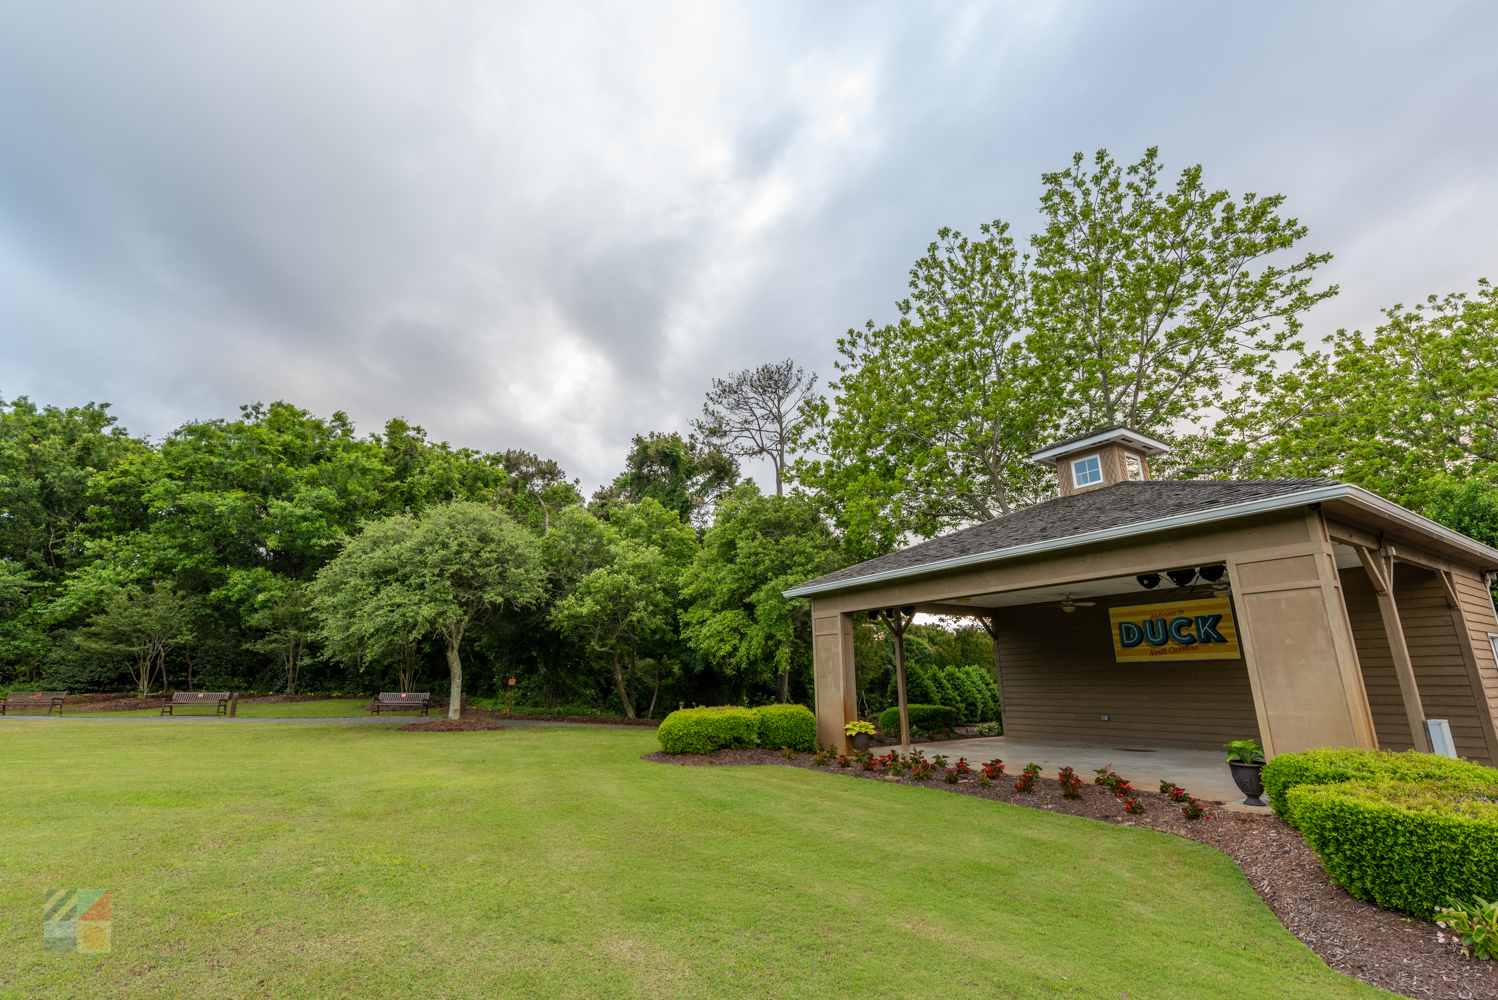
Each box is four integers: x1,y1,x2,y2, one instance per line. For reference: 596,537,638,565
777,668,789,704
610,648,636,719
446,639,463,719
185,641,194,692
647,667,661,719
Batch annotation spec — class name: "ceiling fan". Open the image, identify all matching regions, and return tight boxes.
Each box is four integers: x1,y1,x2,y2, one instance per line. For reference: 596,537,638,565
1055,592,1097,613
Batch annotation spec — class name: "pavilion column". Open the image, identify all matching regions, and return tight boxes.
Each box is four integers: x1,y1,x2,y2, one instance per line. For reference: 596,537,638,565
977,613,1006,735
1356,545,1432,753
811,608,857,753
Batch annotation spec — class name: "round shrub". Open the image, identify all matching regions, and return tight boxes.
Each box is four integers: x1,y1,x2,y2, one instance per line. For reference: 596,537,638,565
657,706,759,755
876,703,958,736
754,703,816,752
1261,747,1498,825
1289,779,1498,916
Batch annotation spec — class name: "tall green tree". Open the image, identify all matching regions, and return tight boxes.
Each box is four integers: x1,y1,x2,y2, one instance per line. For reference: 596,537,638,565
1029,147,1335,435
315,502,546,718
1180,280,1497,508
242,579,317,695
547,499,697,717
76,584,195,696
796,222,1050,557
592,432,738,527
679,484,843,703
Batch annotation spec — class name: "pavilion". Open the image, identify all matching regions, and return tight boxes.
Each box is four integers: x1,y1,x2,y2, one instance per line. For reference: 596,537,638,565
786,427,1498,762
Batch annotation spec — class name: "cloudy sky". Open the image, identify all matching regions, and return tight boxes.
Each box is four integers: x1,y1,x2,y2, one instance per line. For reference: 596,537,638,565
0,1,1494,492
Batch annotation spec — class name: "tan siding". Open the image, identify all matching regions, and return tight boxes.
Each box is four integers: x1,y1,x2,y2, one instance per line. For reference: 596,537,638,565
1341,564,1498,764
1340,567,1413,750
992,592,1260,751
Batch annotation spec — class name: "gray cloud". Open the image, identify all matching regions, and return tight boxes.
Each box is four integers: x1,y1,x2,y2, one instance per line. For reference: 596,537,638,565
0,1,1494,491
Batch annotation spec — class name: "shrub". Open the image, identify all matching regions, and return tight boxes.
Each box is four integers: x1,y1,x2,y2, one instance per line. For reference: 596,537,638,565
877,704,958,736
1436,897,1498,960
942,667,983,722
755,703,817,752
1289,779,1498,917
959,665,995,721
1058,766,1082,799
1123,797,1144,815
656,706,759,754
1262,748,1498,825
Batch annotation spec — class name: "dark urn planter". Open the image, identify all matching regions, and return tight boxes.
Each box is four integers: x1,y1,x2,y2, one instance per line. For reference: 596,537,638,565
850,732,872,751
1229,760,1266,806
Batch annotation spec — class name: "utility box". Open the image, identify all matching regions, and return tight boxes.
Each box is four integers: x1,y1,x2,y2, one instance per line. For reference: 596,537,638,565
1424,719,1457,759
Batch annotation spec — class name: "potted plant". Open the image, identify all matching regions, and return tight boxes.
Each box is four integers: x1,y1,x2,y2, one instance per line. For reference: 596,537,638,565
845,720,876,751
1224,739,1267,806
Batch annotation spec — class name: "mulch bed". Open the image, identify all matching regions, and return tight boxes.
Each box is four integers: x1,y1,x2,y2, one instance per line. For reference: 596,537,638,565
397,718,506,732
646,748,1498,999
461,706,660,727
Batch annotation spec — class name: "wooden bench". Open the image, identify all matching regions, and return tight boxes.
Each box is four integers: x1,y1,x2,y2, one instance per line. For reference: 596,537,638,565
368,692,431,716
1,691,67,716
161,691,231,716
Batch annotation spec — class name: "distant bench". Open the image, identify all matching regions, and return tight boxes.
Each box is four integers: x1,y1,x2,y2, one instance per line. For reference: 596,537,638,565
368,692,431,716
1,691,67,716
161,691,231,716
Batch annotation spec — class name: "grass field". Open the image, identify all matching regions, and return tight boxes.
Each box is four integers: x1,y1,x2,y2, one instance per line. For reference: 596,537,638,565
0,721,1387,999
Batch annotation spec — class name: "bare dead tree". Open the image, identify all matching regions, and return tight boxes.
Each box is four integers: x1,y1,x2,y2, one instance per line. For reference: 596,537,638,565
692,360,817,496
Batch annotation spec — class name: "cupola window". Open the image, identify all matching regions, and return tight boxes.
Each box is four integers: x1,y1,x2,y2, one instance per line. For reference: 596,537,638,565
1071,455,1102,488
1125,454,1144,481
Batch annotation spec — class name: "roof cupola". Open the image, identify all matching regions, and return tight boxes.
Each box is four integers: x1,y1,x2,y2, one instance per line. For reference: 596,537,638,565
1027,426,1170,497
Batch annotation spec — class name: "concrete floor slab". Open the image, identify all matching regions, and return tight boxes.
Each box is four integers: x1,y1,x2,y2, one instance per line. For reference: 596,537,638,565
927,735,1261,806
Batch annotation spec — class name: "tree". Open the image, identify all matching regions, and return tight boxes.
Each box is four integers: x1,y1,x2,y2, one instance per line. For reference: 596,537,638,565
315,502,546,718
243,581,316,695
796,223,1051,557
1179,280,1497,508
547,499,697,718
76,584,194,695
693,360,817,496
1029,147,1335,435
592,432,738,527
679,483,843,702
1424,475,1498,550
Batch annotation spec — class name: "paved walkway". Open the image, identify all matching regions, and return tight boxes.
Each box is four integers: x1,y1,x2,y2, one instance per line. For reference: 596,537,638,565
929,735,1260,808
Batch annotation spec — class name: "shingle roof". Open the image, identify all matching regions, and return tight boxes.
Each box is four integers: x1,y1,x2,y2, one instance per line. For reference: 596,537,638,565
796,478,1339,592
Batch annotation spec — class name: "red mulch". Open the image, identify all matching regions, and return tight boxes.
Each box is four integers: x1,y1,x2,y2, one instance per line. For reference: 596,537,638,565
72,693,330,712
461,706,660,727
645,748,1498,999
397,718,506,732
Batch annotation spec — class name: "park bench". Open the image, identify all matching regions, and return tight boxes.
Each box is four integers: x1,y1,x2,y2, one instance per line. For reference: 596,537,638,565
161,691,232,716
1,691,67,716
368,692,432,716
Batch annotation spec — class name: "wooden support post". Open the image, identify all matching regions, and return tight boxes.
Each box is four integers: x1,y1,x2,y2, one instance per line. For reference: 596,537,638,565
1356,545,1432,753
875,607,917,749
976,613,1005,735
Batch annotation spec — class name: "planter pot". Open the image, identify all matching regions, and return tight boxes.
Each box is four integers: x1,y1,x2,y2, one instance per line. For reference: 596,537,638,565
1229,760,1266,806
849,732,871,751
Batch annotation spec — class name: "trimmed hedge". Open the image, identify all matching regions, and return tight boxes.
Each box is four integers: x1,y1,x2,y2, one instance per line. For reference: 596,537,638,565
877,703,958,735
657,706,759,754
1262,747,1498,825
1289,779,1498,916
755,703,816,752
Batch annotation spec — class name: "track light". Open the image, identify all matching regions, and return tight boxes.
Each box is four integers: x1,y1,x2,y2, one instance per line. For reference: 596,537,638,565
1137,573,1161,589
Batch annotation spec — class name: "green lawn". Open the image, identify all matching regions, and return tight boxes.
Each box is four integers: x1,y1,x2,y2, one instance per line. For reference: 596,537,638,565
0,722,1387,999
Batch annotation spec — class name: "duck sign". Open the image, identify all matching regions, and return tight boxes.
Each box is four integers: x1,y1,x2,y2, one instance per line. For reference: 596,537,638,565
1109,596,1240,662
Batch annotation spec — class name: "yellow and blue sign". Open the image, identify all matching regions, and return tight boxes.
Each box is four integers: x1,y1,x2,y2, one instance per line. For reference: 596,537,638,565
1109,596,1239,662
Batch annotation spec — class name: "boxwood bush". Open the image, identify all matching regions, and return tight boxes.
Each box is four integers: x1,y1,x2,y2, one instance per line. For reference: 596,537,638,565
1289,779,1498,916
1262,747,1498,825
754,703,816,752
657,706,759,755
877,703,958,735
